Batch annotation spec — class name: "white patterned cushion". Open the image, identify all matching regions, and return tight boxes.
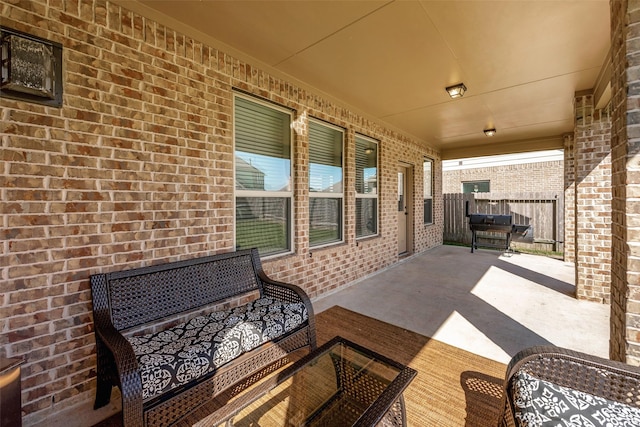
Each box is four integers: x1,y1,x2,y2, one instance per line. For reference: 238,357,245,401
127,297,308,400
511,370,640,426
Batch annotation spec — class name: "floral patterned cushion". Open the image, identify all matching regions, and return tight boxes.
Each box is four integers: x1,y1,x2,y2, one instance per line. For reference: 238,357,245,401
511,370,640,426
127,297,308,400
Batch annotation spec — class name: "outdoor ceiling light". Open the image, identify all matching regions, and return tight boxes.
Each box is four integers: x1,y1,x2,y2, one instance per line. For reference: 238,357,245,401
445,83,466,99
484,128,497,137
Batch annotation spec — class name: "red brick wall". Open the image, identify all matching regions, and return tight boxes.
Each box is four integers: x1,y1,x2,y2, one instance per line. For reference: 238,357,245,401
564,134,576,263
0,0,442,424
573,95,612,303
610,0,640,364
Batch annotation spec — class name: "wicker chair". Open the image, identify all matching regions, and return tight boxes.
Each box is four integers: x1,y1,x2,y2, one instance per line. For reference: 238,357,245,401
500,346,640,426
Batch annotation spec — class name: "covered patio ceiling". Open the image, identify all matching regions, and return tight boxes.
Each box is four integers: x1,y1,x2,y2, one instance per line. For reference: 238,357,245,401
117,0,611,159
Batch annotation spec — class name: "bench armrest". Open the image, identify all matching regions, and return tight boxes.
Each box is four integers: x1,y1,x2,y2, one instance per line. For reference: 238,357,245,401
259,274,306,303
93,309,144,426
96,323,142,389
258,272,317,350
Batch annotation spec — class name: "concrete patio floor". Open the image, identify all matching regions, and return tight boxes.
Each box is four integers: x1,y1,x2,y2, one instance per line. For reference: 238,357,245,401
313,244,610,365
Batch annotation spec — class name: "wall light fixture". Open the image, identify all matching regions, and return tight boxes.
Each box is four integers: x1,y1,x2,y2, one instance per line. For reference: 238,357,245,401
1,26,62,107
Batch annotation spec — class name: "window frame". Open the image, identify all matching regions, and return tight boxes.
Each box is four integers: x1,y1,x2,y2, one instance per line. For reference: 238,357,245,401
355,134,379,239
423,157,434,225
308,118,345,248
233,93,295,257
462,180,490,194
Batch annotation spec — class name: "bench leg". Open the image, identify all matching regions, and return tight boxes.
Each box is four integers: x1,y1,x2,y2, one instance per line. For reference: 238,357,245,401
94,375,112,409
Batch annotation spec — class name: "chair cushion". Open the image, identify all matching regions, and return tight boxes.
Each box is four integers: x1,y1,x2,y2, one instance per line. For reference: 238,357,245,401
511,370,640,426
127,297,308,400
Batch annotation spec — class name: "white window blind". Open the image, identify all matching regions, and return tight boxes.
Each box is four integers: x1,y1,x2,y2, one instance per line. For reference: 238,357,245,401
235,97,290,160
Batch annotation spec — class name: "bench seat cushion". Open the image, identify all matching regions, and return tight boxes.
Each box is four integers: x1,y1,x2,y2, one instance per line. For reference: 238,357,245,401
127,297,308,400
511,370,640,426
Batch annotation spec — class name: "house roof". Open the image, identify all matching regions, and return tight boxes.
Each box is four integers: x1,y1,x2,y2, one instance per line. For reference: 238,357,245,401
118,0,611,159
443,149,564,171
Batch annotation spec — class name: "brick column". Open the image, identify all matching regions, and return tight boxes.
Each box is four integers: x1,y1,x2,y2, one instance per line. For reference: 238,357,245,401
610,0,640,364
564,134,576,263
574,94,612,303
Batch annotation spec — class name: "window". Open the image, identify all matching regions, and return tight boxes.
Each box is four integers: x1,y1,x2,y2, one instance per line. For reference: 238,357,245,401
309,119,344,247
234,95,293,256
424,158,433,224
462,180,490,193
355,135,378,238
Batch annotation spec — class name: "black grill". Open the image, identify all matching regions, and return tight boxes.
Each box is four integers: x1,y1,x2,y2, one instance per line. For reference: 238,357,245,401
466,202,532,253
468,214,513,253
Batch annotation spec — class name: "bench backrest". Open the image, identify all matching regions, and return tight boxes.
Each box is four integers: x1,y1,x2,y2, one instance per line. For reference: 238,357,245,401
90,249,263,331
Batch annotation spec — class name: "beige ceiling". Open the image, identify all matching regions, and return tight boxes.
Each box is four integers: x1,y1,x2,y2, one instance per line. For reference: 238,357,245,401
118,0,611,159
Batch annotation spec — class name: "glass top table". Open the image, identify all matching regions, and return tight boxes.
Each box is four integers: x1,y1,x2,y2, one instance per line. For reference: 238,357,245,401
179,336,417,427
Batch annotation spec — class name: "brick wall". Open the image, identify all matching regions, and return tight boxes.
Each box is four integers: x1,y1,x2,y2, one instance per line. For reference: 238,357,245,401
573,95,612,304
563,134,576,263
610,0,640,364
442,160,564,194
0,0,442,424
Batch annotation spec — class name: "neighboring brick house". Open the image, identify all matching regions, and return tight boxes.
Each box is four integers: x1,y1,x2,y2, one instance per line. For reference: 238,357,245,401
442,151,564,194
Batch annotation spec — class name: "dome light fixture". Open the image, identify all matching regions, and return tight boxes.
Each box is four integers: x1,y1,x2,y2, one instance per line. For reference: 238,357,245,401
445,83,467,99
484,128,497,137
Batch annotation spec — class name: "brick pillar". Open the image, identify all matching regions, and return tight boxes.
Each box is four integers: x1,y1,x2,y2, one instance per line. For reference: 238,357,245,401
574,94,612,303
610,0,640,364
564,134,576,263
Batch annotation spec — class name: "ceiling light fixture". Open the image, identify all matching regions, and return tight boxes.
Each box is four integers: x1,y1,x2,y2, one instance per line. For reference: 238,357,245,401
484,128,497,137
364,147,375,155
445,83,467,99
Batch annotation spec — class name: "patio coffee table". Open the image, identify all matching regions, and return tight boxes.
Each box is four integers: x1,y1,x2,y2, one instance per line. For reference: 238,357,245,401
178,336,417,427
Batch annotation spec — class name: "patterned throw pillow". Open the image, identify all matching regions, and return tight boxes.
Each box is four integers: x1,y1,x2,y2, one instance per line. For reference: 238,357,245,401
511,370,640,426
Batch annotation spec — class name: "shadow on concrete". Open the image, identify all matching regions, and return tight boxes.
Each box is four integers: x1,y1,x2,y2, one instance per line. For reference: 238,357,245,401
496,256,575,297
314,244,608,363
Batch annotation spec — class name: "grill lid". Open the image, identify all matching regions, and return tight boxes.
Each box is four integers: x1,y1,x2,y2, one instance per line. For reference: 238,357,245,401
468,214,513,232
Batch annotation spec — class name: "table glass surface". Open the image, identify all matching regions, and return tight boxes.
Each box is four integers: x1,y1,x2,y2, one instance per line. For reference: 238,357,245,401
203,339,407,427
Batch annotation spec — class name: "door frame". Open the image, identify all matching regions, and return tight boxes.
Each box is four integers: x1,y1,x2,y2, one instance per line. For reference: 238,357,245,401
398,162,414,255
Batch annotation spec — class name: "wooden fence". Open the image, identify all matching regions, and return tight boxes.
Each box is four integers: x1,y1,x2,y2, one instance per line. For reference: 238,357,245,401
443,192,564,253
